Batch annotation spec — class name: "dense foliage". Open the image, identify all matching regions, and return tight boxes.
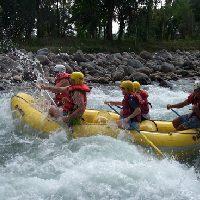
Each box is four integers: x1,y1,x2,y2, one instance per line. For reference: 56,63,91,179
0,0,200,42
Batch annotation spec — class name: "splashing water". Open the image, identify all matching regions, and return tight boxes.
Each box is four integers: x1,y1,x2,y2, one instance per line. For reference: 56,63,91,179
0,81,200,200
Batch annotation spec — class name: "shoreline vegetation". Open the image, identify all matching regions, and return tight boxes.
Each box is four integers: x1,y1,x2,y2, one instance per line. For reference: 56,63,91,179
1,0,200,55
17,38,200,54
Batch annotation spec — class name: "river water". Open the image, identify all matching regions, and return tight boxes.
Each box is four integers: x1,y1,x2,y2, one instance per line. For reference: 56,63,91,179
0,80,200,200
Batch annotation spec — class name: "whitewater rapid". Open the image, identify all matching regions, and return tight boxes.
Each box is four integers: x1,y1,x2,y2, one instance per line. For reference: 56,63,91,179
0,80,200,200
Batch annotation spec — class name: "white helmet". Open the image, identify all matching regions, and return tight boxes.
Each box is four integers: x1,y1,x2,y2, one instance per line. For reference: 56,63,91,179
194,80,200,91
54,64,66,73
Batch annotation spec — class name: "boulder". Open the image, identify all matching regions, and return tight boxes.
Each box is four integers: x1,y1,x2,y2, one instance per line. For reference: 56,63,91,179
160,62,175,73
98,77,110,84
48,53,59,63
153,54,166,62
85,54,96,61
86,68,99,76
182,60,194,70
12,75,23,83
127,58,144,68
37,48,49,56
122,52,132,59
0,56,19,73
79,62,95,71
172,58,184,67
136,67,153,76
36,55,51,65
11,70,20,76
73,50,88,62
156,50,173,60
149,72,163,81
112,69,125,81
176,69,190,77
139,51,152,60
59,53,70,61
129,72,151,85
123,65,136,76
146,60,161,71
113,53,123,60
168,73,179,81
157,77,172,88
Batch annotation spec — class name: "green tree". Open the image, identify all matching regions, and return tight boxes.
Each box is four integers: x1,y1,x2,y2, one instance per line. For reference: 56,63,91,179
104,0,115,40
190,0,200,37
72,0,103,38
171,0,194,39
1,0,36,39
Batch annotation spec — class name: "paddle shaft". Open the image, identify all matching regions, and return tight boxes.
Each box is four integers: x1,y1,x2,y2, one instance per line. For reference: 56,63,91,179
43,90,57,106
106,103,164,158
171,108,181,117
107,104,121,115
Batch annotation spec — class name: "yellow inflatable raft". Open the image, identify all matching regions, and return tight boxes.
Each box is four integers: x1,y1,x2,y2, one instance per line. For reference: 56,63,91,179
11,92,200,159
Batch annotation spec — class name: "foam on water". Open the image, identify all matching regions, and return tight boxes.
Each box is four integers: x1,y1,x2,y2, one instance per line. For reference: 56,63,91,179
0,82,200,200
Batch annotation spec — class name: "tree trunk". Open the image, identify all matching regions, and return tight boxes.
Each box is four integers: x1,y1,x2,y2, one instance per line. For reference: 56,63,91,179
145,0,153,41
118,14,125,40
105,0,114,40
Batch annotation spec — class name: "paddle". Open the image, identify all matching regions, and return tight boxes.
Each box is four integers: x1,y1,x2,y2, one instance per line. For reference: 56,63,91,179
41,88,57,106
171,108,181,117
106,103,164,158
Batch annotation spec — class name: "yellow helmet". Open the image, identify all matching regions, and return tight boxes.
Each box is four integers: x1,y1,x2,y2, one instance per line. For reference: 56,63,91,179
120,80,134,92
132,81,141,91
70,72,84,85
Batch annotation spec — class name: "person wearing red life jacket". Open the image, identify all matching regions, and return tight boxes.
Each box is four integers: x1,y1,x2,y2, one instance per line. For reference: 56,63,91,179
132,81,150,121
40,72,90,126
167,81,200,130
54,72,71,107
105,80,141,130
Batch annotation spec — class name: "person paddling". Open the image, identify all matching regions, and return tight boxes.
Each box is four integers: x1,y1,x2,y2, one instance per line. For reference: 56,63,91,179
105,80,141,130
167,81,200,130
132,81,150,121
40,72,90,126
53,65,71,107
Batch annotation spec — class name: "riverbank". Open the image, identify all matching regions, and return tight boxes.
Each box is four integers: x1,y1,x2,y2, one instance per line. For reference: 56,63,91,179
0,48,199,91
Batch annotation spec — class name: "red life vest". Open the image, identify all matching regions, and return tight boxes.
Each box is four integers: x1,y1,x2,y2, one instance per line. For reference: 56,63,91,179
63,84,90,113
55,72,70,85
54,72,70,107
122,94,141,122
138,90,150,115
188,93,200,106
55,93,69,107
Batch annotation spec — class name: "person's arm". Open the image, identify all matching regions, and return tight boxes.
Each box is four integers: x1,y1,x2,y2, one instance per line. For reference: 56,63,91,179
125,107,141,122
167,99,190,110
104,101,122,106
63,91,85,122
41,84,68,94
